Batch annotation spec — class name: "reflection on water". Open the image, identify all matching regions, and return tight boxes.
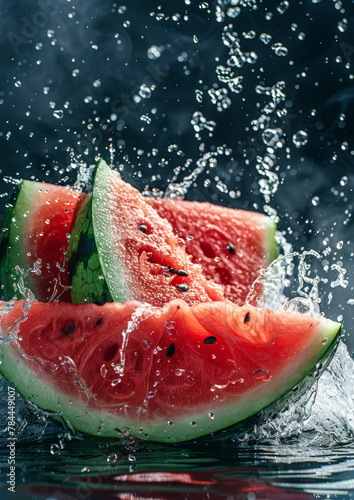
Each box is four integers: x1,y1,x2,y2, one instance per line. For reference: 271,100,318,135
1,424,353,499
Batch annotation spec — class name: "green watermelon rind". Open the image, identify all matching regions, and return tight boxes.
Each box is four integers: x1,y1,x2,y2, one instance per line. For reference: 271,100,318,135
206,325,342,442
264,217,278,265
68,159,130,304
68,190,113,305
0,180,42,301
93,160,131,303
0,306,341,444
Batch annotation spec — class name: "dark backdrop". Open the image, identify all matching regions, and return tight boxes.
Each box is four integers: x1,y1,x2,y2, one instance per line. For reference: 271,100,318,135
0,0,354,353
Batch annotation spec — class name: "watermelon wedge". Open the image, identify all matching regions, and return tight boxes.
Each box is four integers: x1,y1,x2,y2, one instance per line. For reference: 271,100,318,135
0,299,341,443
0,180,80,302
0,165,278,307
68,159,225,307
147,198,278,305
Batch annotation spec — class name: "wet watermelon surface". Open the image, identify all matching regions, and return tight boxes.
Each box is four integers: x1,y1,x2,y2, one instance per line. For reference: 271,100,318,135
0,0,354,498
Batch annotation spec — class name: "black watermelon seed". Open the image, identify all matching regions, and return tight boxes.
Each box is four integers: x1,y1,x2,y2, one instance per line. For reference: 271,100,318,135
176,269,188,277
244,312,251,324
176,283,189,292
103,344,119,362
138,225,147,233
166,343,175,357
63,321,76,336
227,242,235,254
167,266,176,274
95,318,103,327
204,336,217,345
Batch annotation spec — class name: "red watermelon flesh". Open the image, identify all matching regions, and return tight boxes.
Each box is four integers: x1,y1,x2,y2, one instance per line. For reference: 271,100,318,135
147,198,278,305
69,159,225,307
0,181,81,302
0,299,341,443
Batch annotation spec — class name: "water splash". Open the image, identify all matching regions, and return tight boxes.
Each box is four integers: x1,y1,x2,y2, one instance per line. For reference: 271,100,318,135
234,342,354,447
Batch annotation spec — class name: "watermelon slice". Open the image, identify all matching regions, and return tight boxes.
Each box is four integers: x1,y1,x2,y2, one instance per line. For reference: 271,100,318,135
147,198,278,305
68,159,225,307
0,166,277,307
0,181,80,302
0,299,341,443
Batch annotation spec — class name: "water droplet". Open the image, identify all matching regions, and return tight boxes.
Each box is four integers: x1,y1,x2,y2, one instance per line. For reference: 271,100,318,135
195,89,203,103
53,110,64,119
312,196,319,206
292,130,308,148
253,369,271,381
337,241,344,249
227,7,240,18
338,18,348,32
322,337,328,345
271,43,288,56
147,45,164,60
50,443,61,455
107,453,118,463
209,411,215,419
340,175,348,186
93,79,101,88
277,1,289,14
128,454,136,462
139,83,154,99
243,30,256,39
190,421,197,427
193,35,199,43
123,20,131,28
284,297,320,316
341,142,349,151
168,421,174,427
260,33,272,44
81,467,90,472
262,128,283,148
